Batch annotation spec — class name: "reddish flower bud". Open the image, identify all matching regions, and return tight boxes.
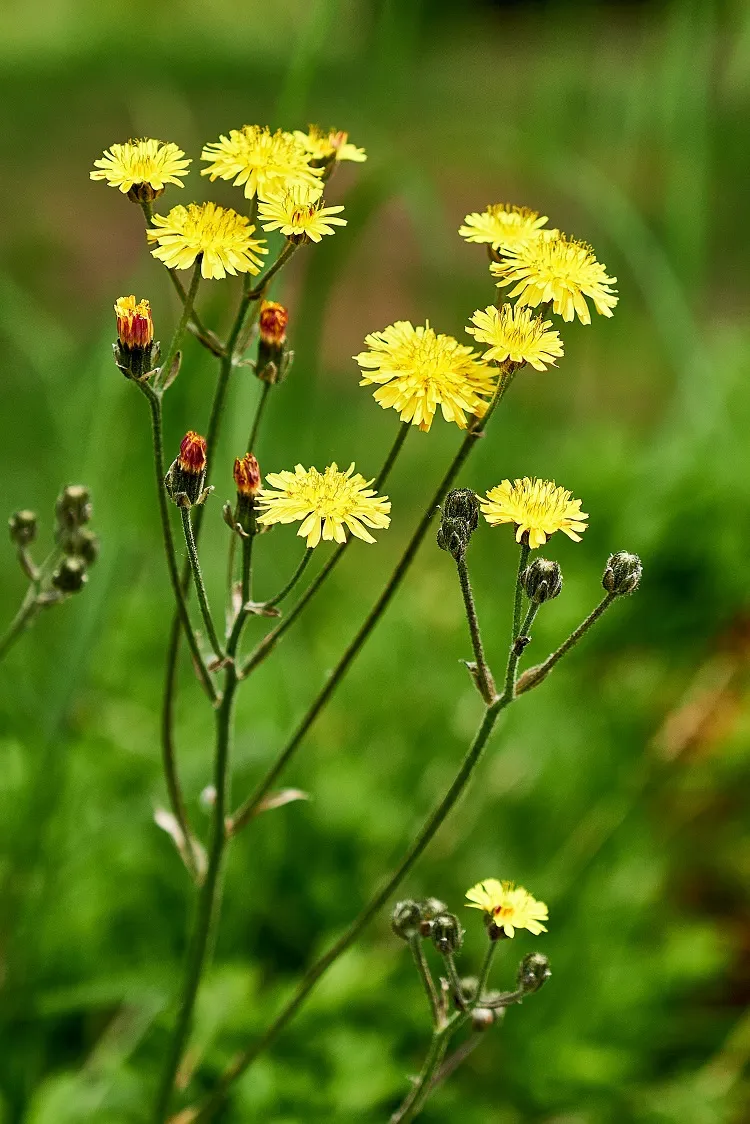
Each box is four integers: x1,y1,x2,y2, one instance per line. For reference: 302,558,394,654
115,295,154,351
178,431,207,475
259,301,288,347
233,454,261,498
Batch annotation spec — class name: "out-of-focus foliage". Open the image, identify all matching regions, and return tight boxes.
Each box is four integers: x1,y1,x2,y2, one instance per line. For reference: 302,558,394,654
1,0,749,1121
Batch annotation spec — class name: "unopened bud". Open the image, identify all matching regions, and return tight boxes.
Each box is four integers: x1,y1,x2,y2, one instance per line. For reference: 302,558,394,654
257,301,292,384
9,510,37,547
52,556,88,594
471,1007,497,1031
165,432,208,507
67,528,100,566
437,489,479,560
602,551,642,596
420,897,448,920
431,912,464,955
520,558,562,604
517,952,551,994
113,296,158,379
234,454,261,498
126,182,163,204
56,486,92,530
391,900,422,941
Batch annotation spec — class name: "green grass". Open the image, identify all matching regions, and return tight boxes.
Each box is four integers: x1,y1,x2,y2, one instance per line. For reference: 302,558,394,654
1,1,749,1121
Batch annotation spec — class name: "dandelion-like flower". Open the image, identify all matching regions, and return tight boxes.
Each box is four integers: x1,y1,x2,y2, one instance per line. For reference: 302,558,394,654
90,139,191,201
200,125,323,201
481,477,587,549
465,879,548,938
466,305,563,371
258,187,346,243
256,463,391,548
491,234,618,324
293,126,367,164
146,202,267,280
354,321,496,433
459,204,550,251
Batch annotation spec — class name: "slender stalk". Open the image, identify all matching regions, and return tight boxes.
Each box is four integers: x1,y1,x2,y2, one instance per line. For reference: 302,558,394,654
238,421,412,678
137,383,217,704
391,1013,467,1124
428,1034,481,1093
180,508,224,661
442,952,467,1011
161,612,200,881
517,593,617,694
246,240,298,300
475,940,499,1000
512,541,530,641
193,698,511,1119
263,549,314,610
503,600,540,702
230,369,516,831
0,588,40,663
246,382,272,453
408,935,440,1027
157,261,201,391
455,553,496,704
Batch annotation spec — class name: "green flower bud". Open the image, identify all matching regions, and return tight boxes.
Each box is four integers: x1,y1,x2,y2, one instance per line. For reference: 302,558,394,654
517,952,551,994
602,551,642,595
420,897,448,921
9,510,38,547
55,486,92,530
391,900,422,941
520,558,563,603
437,489,480,560
52,556,88,594
431,912,464,955
68,528,100,566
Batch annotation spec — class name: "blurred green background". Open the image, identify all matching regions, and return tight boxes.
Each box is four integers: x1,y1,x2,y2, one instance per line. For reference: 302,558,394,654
2,0,750,1120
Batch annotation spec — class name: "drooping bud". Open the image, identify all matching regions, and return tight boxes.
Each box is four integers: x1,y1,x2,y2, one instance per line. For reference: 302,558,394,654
56,486,92,530
602,551,642,596
391,900,423,941
471,1006,497,1031
517,952,551,994
9,510,38,547
257,301,292,384
520,558,563,604
437,489,480,561
233,454,261,498
52,556,88,594
164,432,209,507
430,912,464,955
113,296,159,379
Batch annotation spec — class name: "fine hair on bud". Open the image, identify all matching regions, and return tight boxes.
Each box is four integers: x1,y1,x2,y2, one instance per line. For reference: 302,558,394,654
517,952,551,994
437,489,480,560
9,510,38,547
602,551,642,595
391,900,423,940
52,556,88,594
430,912,464,955
520,557,563,603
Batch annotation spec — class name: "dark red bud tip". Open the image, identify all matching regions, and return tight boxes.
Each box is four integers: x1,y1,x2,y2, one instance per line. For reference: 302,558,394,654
259,301,288,346
178,431,207,474
233,453,261,497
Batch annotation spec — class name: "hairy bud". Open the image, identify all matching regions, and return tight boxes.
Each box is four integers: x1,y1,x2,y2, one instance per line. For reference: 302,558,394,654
56,486,92,530
165,432,209,507
517,952,551,994
437,489,480,561
602,551,642,596
520,558,563,604
391,900,422,941
52,556,88,594
257,301,292,384
113,296,159,379
9,510,37,547
430,912,464,955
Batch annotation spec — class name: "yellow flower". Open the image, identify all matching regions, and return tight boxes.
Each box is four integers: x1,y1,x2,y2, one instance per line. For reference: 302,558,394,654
354,321,497,433
466,305,563,371
481,477,587,549
293,126,367,164
459,204,550,250
465,879,548,938
258,187,347,243
146,202,268,280
491,234,618,324
256,463,391,548
200,125,323,201
90,139,191,201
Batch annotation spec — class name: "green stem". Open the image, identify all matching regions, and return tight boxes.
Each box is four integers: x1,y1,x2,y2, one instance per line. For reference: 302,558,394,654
157,260,201,391
512,541,530,642
516,592,617,695
238,421,412,679
194,696,512,1118
408,935,440,1027
226,535,256,657
0,588,40,663
475,940,499,1002
390,1015,464,1124
138,384,217,704
442,952,467,1011
246,382,272,454
262,549,314,610
180,508,224,661
503,600,540,702
246,240,298,300
455,553,496,704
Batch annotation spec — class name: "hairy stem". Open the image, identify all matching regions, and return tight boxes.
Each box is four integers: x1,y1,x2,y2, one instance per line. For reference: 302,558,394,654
408,935,440,1027
180,508,224,661
517,592,617,694
455,553,496,703
157,261,202,391
0,587,40,663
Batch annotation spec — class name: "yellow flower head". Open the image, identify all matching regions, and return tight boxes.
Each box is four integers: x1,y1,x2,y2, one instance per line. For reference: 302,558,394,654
293,126,367,164
256,463,391,549
146,202,268,280
459,204,550,251
200,125,323,201
258,186,347,243
466,305,563,371
465,879,548,938
354,321,496,433
90,139,191,201
491,234,618,324
481,477,588,549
